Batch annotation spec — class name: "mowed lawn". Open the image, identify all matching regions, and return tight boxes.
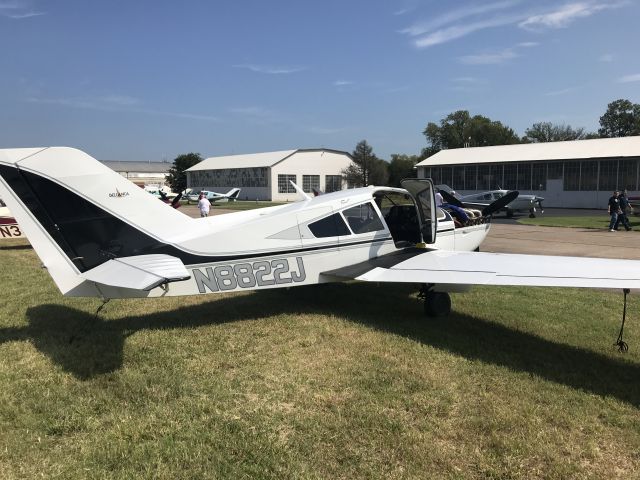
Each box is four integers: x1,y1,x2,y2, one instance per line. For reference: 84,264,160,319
1,238,640,479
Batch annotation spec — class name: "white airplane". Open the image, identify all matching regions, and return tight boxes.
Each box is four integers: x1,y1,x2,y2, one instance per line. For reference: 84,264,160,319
0,198,23,239
187,188,242,204
438,185,544,218
0,147,639,322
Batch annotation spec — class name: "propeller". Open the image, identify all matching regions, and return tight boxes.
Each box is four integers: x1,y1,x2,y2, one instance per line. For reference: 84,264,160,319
439,189,520,217
158,190,169,202
170,192,182,209
481,190,519,216
440,190,465,209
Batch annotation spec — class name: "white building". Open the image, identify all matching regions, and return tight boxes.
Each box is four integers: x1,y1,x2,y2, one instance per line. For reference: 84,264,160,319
415,136,640,208
101,160,171,188
186,149,353,201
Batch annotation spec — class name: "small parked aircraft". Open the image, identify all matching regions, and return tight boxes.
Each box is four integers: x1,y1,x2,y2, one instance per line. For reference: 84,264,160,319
438,185,544,218
1,147,639,322
187,188,241,204
0,198,23,239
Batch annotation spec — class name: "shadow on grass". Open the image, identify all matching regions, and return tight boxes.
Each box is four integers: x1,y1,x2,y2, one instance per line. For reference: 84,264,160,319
2,283,639,406
0,243,33,250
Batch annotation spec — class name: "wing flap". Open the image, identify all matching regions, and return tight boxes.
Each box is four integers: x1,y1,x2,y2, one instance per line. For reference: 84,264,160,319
82,254,190,291
354,251,640,289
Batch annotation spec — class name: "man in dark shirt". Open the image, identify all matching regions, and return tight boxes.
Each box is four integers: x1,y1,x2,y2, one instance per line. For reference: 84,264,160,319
608,191,621,232
615,189,633,231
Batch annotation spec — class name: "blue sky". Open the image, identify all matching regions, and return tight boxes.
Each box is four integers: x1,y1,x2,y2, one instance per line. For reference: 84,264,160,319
1,0,639,161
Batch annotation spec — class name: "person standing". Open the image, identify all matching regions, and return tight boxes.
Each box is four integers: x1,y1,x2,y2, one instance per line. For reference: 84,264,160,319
435,190,444,207
197,193,210,218
615,189,633,231
608,190,621,232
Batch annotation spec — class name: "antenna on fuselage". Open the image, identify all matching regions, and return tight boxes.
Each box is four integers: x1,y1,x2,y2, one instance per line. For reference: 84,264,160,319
289,181,312,201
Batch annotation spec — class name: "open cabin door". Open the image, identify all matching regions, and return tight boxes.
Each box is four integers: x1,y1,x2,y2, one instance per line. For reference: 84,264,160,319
400,179,437,244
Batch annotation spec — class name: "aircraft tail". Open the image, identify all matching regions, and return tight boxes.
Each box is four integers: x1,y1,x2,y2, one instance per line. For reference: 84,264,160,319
0,147,192,297
227,188,241,200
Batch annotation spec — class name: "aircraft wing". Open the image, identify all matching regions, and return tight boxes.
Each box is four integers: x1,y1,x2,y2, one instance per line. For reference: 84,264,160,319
324,249,640,289
457,201,488,210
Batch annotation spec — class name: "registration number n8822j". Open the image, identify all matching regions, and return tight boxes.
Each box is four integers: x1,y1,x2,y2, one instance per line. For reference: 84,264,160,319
192,257,306,293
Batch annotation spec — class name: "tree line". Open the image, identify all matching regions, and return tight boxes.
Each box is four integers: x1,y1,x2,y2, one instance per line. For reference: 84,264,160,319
345,98,640,188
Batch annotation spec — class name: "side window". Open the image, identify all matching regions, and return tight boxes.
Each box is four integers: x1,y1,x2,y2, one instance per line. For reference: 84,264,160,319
343,202,385,234
308,213,350,238
482,193,492,200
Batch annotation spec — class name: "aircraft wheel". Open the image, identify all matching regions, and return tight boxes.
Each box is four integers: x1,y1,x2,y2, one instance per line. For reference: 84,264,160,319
424,292,451,317
506,209,514,218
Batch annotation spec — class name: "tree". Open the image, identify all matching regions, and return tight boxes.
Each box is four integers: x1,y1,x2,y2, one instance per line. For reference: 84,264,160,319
422,110,520,157
523,122,588,143
598,99,640,137
342,140,388,187
166,153,202,193
387,154,420,187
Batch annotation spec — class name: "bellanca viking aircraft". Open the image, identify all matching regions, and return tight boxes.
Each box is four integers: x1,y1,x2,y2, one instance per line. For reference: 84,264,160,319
1,147,640,328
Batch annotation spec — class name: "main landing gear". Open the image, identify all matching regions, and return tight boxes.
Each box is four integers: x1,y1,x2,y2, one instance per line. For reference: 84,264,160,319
419,284,451,317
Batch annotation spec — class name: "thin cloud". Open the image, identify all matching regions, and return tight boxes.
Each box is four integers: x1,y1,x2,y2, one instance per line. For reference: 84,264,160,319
459,48,519,65
0,0,45,18
413,14,521,48
401,1,519,36
599,53,614,62
333,80,354,87
402,1,624,49
519,2,623,30
233,64,306,75
458,41,538,65
26,95,219,121
618,73,640,83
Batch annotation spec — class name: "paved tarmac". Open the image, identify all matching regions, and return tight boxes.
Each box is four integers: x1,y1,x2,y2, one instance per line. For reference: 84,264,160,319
482,223,639,260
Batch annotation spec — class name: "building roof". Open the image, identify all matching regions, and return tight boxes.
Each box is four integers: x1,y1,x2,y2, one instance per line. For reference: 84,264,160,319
101,160,172,174
187,148,350,171
415,136,640,167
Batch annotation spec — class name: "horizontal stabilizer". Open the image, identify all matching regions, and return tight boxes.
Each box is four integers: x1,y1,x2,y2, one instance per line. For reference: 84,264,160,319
82,254,190,291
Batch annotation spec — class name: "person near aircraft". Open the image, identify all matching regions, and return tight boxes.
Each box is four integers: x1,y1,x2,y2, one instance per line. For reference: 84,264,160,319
615,190,633,231
435,190,443,207
608,190,621,232
197,193,210,218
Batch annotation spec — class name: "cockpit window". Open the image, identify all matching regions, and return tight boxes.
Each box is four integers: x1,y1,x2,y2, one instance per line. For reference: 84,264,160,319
308,213,350,238
343,202,385,234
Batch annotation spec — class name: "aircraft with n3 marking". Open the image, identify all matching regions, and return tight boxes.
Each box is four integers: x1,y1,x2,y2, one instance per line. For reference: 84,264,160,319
1,147,640,319
0,198,23,240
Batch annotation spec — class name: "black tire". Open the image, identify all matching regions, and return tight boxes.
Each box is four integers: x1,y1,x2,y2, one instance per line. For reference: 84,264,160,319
424,292,452,317
506,209,514,218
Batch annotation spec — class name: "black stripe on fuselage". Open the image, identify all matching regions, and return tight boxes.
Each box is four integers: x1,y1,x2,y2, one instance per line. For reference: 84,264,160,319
0,164,394,271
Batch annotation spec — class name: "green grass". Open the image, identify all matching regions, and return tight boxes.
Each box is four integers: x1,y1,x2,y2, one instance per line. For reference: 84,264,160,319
1,238,640,478
518,214,640,230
